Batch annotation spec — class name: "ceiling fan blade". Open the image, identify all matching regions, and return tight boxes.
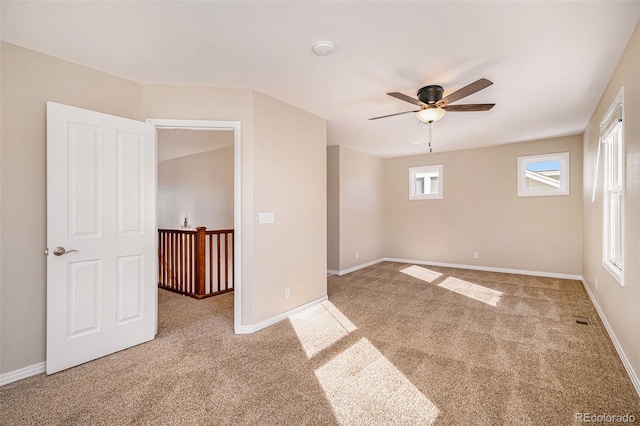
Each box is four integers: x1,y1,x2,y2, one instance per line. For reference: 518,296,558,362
437,78,493,106
369,110,420,120
441,103,495,112
387,92,427,107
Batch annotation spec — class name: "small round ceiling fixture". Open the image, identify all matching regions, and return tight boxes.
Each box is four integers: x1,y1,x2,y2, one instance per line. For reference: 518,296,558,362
312,41,334,56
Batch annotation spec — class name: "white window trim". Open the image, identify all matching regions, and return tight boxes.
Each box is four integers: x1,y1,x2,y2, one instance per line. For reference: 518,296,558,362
517,152,570,197
601,87,624,286
409,165,443,200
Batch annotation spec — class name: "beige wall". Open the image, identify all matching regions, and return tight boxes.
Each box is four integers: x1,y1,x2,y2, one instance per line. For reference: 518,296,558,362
143,84,257,325
327,146,340,271
0,42,4,378
583,23,640,383
145,86,329,326
337,146,385,271
252,91,327,322
0,42,144,374
158,146,234,230
1,44,328,374
383,135,583,275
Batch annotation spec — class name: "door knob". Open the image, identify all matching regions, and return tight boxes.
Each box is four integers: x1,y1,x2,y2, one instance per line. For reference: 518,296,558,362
53,246,79,256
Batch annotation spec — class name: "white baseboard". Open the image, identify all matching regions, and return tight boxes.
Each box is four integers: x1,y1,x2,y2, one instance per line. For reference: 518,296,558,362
331,258,385,276
581,278,640,398
327,269,339,276
0,362,46,386
383,257,583,281
236,295,329,334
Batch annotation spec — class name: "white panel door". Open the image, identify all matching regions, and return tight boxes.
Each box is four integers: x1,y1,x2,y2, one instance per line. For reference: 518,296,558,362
46,102,156,374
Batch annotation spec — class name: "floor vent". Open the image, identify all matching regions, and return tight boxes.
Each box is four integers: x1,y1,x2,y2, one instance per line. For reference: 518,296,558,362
574,316,590,326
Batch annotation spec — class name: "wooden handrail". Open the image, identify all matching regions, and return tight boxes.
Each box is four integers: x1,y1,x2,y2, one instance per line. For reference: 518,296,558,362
158,227,234,299
205,229,234,234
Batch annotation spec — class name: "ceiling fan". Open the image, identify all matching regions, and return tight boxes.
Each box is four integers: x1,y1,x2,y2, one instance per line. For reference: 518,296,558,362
369,78,495,123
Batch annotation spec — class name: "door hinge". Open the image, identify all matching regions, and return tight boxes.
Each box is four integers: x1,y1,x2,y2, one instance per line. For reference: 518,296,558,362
45,248,49,256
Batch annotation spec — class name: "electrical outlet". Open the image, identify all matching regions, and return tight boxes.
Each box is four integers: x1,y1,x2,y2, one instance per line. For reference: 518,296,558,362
474,252,479,259
356,252,359,259
285,287,290,298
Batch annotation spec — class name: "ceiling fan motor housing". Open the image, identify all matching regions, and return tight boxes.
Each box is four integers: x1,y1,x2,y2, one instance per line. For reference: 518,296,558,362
417,85,444,104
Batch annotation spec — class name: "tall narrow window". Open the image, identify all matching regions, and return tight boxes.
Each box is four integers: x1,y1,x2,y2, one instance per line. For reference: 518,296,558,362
601,89,624,284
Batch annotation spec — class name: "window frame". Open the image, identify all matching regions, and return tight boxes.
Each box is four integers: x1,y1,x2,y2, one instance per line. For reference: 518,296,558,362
517,152,570,197
409,164,443,200
601,88,624,285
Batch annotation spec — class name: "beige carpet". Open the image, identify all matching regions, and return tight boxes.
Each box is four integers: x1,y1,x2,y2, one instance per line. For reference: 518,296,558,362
1,261,639,425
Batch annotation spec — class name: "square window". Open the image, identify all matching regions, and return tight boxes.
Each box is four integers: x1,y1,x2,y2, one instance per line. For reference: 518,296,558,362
409,165,443,200
517,152,569,197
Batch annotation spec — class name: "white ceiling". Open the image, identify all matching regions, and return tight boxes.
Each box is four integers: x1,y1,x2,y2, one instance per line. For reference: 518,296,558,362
158,129,234,162
2,1,639,157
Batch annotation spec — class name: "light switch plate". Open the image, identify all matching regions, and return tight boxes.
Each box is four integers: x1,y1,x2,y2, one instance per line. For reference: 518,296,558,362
259,211,275,224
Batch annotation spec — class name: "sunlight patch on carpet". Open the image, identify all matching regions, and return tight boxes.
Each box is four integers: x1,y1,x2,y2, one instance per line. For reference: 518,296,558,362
400,265,442,283
314,338,439,425
289,301,357,358
439,277,503,306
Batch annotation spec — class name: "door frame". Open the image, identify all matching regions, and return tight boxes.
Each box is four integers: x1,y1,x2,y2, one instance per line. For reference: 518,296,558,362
147,119,242,333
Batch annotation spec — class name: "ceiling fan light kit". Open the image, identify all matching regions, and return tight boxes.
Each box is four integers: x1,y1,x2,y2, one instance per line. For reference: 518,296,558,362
416,106,446,123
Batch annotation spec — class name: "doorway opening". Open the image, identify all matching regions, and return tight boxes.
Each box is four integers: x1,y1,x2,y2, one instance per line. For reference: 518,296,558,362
147,119,241,333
